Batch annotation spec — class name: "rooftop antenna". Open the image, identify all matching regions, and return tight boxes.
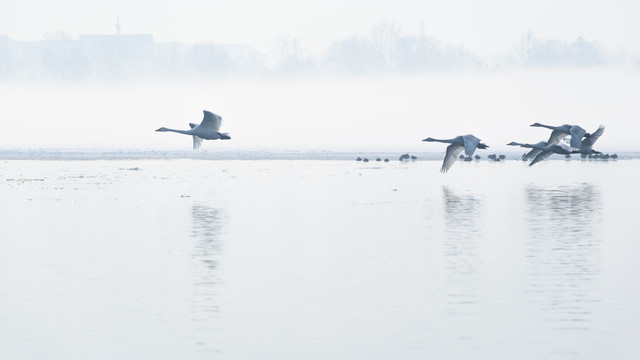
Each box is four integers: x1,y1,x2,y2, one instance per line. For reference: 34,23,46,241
116,16,121,35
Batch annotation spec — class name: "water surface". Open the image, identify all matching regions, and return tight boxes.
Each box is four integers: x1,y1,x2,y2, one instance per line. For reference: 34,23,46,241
1,157,639,359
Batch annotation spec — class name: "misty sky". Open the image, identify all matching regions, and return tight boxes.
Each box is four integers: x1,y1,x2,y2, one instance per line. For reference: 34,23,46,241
2,1,640,151
2,0,640,57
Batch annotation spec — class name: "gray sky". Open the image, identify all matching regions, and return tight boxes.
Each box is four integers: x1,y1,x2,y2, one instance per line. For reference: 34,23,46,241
2,0,640,57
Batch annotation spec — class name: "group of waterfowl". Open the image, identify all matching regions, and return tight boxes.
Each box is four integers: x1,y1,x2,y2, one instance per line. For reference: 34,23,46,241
155,111,612,174
456,153,506,162
355,154,419,162
422,123,607,172
356,157,389,163
507,123,605,167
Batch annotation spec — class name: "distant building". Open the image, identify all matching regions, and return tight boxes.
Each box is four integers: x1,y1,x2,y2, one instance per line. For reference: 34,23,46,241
0,32,267,81
78,34,155,78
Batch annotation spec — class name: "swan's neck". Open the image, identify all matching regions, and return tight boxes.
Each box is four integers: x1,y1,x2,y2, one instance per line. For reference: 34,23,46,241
425,138,454,143
162,128,193,135
531,123,554,130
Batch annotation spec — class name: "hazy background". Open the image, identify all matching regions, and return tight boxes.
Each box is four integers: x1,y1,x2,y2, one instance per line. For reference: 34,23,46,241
1,0,639,151
3,0,640,58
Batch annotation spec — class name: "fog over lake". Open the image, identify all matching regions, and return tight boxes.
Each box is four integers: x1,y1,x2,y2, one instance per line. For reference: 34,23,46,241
2,1,640,359
1,68,639,153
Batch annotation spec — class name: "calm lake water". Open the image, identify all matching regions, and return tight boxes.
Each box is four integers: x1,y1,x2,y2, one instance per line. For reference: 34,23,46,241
1,156,639,359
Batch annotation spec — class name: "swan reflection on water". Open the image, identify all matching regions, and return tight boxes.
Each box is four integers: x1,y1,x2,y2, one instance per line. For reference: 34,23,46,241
190,203,226,350
192,204,225,265
524,183,602,332
441,186,484,311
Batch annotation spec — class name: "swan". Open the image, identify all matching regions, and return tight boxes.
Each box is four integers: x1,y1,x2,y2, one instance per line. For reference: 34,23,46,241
156,110,230,149
423,134,488,173
511,140,547,161
507,141,571,166
573,125,605,155
530,122,588,149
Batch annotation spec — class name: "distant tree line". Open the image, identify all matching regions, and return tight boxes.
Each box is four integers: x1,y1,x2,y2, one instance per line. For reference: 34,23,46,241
0,22,634,82
511,30,608,67
273,20,483,76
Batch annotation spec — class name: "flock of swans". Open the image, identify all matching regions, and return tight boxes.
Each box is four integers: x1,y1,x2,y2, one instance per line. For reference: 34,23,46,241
155,110,606,173
424,123,605,172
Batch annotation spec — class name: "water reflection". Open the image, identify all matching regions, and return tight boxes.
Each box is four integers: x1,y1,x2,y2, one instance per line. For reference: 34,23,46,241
190,203,225,352
441,186,483,313
524,183,602,332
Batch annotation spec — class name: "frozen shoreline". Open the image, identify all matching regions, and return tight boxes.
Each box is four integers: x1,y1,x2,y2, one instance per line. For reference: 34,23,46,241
0,149,635,161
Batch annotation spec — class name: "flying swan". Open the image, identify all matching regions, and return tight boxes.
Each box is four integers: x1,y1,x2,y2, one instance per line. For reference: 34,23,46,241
573,125,605,155
423,134,489,173
156,110,230,149
529,122,588,149
507,141,572,167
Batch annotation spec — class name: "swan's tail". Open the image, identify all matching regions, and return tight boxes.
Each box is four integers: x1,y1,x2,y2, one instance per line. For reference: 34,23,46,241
477,143,489,149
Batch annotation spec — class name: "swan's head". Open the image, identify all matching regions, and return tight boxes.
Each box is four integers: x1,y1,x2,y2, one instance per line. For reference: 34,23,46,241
218,132,231,140
422,137,434,142
155,127,169,132
506,141,520,146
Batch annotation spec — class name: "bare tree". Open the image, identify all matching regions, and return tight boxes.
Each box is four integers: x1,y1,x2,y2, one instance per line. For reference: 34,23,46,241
512,30,534,65
273,34,311,75
370,20,401,69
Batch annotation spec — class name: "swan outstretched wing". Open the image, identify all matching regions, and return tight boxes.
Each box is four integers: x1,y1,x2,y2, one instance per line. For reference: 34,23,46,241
529,149,554,167
581,125,605,148
547,130,567,145
523,148,543,160
441,144,464,173
523,141,547,159
462,135,480,156
569,125,586,148
199,110,222,131
187,123,203,149
192,136,202,150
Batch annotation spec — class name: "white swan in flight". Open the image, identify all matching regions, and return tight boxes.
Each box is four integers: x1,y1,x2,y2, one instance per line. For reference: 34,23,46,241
507,141,572,167
573,125,605,155
423,134,489,173
156,110,230,149
530,122,588,149
513,140,547,161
